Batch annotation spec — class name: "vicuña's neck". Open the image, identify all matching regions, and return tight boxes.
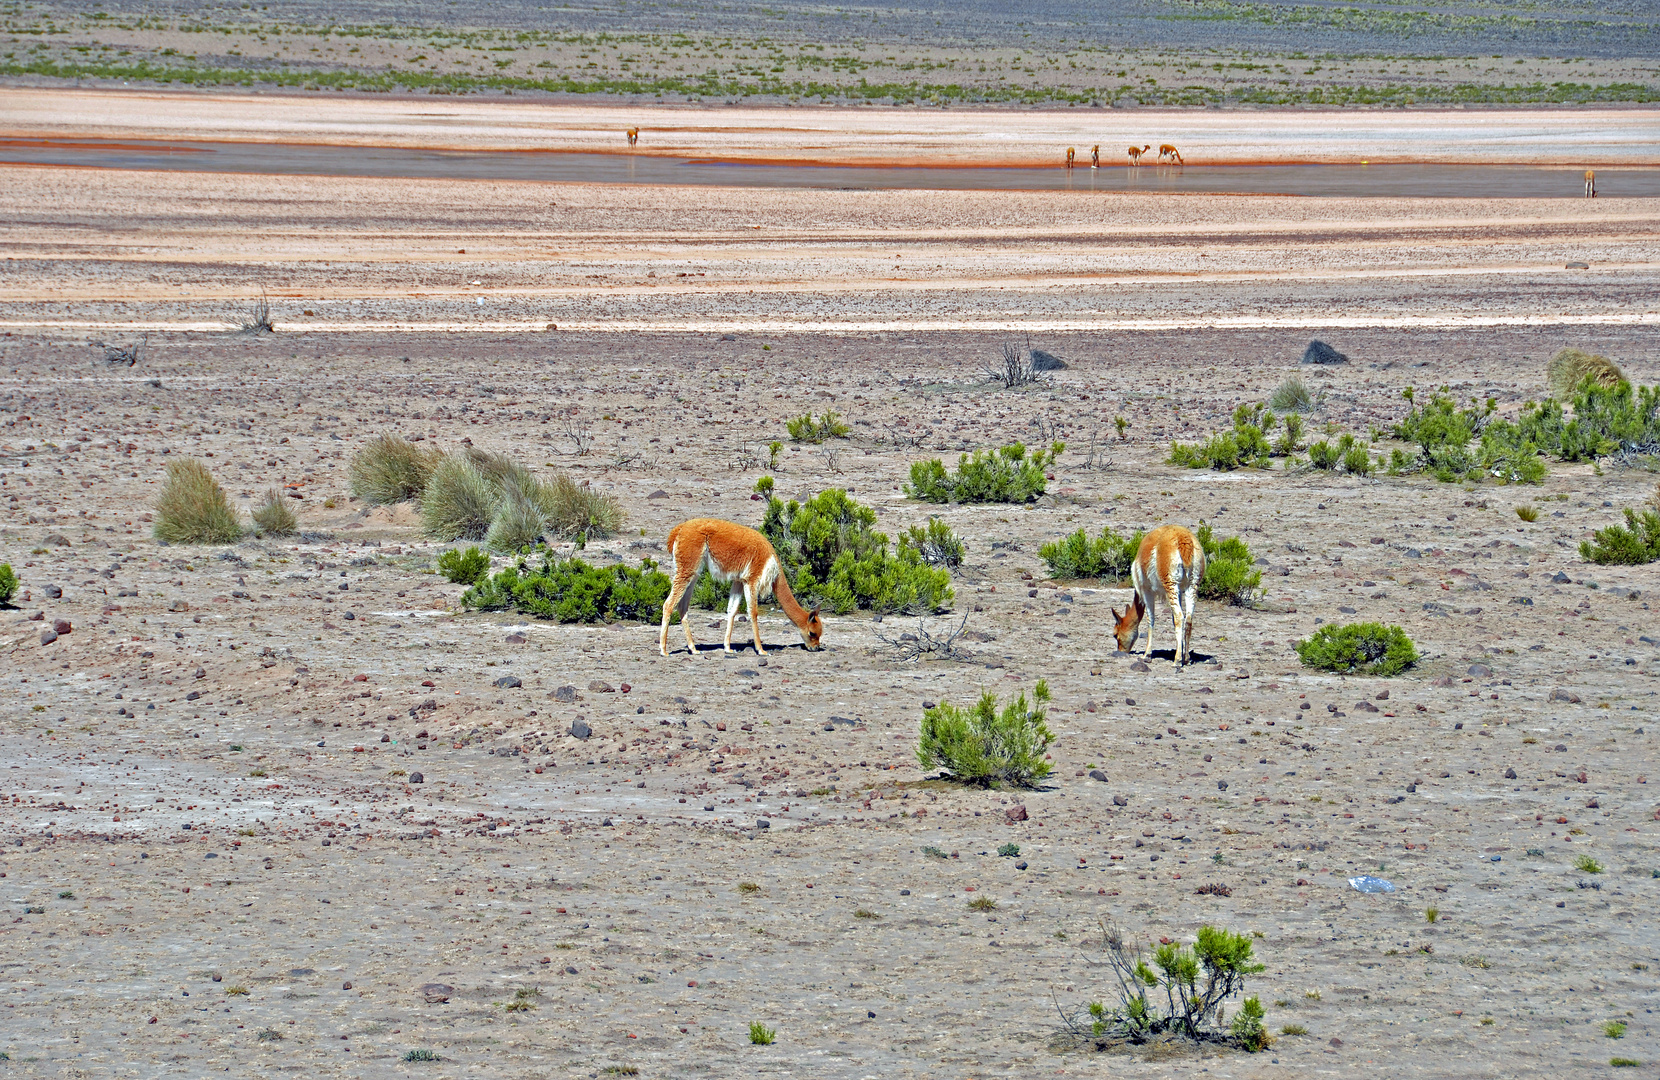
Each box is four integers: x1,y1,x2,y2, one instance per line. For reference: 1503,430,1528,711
771,571,813,629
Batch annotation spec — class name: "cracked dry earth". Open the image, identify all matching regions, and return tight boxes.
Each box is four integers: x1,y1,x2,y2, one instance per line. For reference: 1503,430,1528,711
2,323,1658,1078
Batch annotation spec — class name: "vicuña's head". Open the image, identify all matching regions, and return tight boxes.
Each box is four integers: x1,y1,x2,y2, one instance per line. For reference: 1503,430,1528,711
799,607,824,650
1111,596,1145,653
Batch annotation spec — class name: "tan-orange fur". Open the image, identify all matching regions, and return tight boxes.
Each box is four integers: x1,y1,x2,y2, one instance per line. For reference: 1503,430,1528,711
659,518,822,656
1127,144,1151,165
1112,524,1207,667
1158,143,1183,164
1066,146,1076,168
626,127,640,146
1585,169,1596,197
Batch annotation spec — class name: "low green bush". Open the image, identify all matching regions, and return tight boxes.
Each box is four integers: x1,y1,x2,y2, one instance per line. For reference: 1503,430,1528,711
1171,403,1329,471
1517,379,1660,464
1074,925,1266,1047
899,517,966,570
1196,523,1262,606
1039,525,1144,580
154,459,243,544
759,488,952,614
437,546,491,585
916,680,1053,788
1580,506,1660,565
1295,622,1418,676
462,550,671,623
1392,386,1548,483
908,441,1062,503
748,1021,777,1046
1305,432,1374,475
0,563,16,606
486,490,548,552
785,410,849,443
251,488,297,536
348,434,441,504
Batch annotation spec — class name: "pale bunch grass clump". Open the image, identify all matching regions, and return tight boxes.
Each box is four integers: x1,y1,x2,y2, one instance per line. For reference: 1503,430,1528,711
421,454,498,542
1268,375,1319,413
154,459,242,544
534,473,624,540
251,488,298,536
419,446,625,550
1547,347,1626,400
349,434,442,505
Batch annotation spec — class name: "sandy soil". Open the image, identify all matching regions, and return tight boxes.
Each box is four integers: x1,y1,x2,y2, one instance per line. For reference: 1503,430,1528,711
3,105,1660,1078
5,88,1660,166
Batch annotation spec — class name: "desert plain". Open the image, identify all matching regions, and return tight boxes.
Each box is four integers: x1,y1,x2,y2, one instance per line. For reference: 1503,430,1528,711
1,88,1659,1079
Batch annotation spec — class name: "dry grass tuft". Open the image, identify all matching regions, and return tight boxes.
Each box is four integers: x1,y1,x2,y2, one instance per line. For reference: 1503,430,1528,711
349,435,442,505
533,473,624,539
1548,347,1626,400
421,454,498,542
485,491,547,552
154,459,242,544
251,488,298,536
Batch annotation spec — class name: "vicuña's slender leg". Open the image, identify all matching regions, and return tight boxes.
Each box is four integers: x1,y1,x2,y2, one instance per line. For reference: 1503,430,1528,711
1142,591,1158,660
660,568,699,656
723,582,744,653
745,580,767,655
1166,584,1186,666
1179,581,1198,664
679,573,699,655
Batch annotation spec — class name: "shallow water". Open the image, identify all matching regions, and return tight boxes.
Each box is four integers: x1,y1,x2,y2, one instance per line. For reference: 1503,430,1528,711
4,136,1657,196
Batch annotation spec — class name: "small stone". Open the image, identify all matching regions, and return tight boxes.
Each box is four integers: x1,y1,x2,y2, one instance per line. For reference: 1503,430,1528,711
646,490,669,499
756,818,771,829
44,584,63,599
1129,661,1149,673
420,983,454,1003
552,685,577,702
566,966,579,975
588,680,615,693
504,633,527,644
1504,767,1517,779
42,534,69,547
408,771,424,784
1355,701,1379,713
1014,861,1028,870
1468,663,1492,678
1375,689,1390,700
1112,795,1129,807
1556,743,1567,752
1329,1037,1343,1048
1550,571,1571,584
39,629,57,645
1088,769,1108,782
1217,781,1229,791
1005,804,1028,822
494,675,522,689
570,719,592,740
1549,688,1581,704
1565,261,1590,270
601,817,613,826
342,981,353,990
1029,349,1068,371
1301,339,1348,365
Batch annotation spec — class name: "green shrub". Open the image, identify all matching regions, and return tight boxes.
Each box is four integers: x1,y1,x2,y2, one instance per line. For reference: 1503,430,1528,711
915,680,1053,787
759,488,952,614
251,488,298,536
1273,412,1305,457
998,842,1021,857
1580,507,1660,564
1575,854,1605,874
1516,505,1540,522
1611,1058,1641,1068
1172,403,1306,471
785,411,849,443
437,546,490,585
402,1048,441,1062
748,1021,776,1045
1306,438,1341,471
462,550,671,623
1295,622,1418,676
1604,1020,1627,1038
1547,347,1625,401
348,434,441,504
0,563,16,606
1268,375,1318,413
899,517,965,570
421,454,497,542
1039,525,1144,580
907,441,1061,503
1518,379,1660,463
1077,925,1266,1045
1231,995,1271,1052
1195,523,1262,606
154,459,243,544
1393,386,1548,483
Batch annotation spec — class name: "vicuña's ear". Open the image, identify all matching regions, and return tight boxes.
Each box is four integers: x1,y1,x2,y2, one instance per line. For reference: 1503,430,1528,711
809,607,821,619
1111,606,1121,621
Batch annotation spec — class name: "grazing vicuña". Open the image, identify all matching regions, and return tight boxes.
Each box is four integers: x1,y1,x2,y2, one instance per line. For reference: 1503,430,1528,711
660,518,823,656
1112,524,1207,667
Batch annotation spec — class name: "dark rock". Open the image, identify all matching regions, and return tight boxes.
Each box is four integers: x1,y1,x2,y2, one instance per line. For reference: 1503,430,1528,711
43,584,62,599
601,817,613,826
1555,743,1567,752
1467,664,1492,678
1549,688,1581,703
646,490,668,499
552,685,577,703
1029,349,1068,371
408,771,423,783
1329,1037,1343,1048
1005,804,1028,822
39,629,57,645
756,818,771,829
1431,675,1455,688
1550,571,1571,584
588,680,615,693
1301,340,1348,365
1509,596,1534,606
494,676,522,689
1375,689,1389,700
570,719,592,740
1088,769,1108,782
1217,781,1229,791
1129,661,1150,672
504,633,527,644
1355,701,1379,713
1112,794,1129,807
42,533,69,547
186,691,200,701
342,981,353,990
1565,261,1590,270
419,983,454,1003
1504,767,1518,779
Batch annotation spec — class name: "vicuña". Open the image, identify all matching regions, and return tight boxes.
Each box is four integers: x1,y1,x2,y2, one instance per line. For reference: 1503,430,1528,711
659,518,823,656
1112,524,1207,667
